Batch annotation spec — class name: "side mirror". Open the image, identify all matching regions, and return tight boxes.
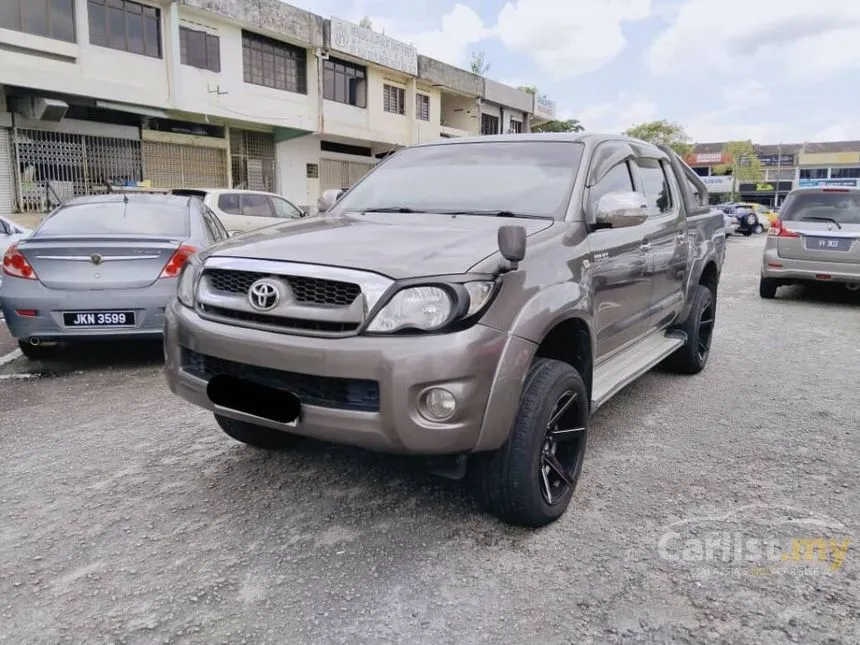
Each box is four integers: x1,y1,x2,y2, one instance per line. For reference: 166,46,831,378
594,191,648,229
497,224,526,270
317,188,344,213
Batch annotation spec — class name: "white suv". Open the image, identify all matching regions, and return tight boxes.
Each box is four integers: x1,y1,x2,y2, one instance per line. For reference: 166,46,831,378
171,189,308,234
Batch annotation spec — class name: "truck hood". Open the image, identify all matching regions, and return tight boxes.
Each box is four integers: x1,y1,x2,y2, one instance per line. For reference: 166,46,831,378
205,212,555,279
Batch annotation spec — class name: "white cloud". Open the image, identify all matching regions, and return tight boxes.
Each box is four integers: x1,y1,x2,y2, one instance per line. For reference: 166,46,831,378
648,0,860,81
494,0,652,78
382,4,490,67
573,92,659,133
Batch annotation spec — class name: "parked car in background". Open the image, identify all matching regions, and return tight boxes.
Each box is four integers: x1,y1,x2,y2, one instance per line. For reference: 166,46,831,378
162,133,726,528
727,205,759,236
760,186,860,298
722,211,739,236
171,188,308,234
1,193,227,359
736,202,775,231
0,216,32,290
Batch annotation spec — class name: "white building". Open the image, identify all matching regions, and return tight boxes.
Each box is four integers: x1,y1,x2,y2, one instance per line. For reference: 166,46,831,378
0,0,556,214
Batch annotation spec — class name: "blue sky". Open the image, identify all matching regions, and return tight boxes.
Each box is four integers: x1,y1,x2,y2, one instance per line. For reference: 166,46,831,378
287,0,860,144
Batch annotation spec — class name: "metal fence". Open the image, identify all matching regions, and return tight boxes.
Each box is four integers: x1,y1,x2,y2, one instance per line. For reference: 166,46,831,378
13,128,142,212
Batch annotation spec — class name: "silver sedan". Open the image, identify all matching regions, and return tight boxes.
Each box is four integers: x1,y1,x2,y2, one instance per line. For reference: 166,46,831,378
0,192,230,359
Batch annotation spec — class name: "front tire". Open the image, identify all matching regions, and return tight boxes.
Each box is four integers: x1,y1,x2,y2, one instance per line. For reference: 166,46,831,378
662,284,715,375
470,358,588,528
759,276,778,299
214,414,300,450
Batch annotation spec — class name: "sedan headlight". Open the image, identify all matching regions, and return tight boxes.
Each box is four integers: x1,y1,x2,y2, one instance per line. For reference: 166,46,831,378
177,259,200,308
366,280,496,333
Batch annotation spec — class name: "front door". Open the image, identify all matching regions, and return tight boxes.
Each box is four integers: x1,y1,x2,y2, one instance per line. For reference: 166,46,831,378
631,157,688,330
586,157,652,361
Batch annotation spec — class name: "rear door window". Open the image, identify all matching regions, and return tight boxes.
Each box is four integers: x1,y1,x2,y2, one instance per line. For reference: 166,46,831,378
35,201,190,237
217,193,242,215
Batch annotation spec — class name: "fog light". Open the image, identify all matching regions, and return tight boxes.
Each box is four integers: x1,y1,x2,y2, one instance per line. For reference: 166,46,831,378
420,387,457,421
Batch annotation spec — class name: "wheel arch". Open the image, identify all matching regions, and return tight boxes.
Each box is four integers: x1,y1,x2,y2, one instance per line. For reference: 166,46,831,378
533,316,594,403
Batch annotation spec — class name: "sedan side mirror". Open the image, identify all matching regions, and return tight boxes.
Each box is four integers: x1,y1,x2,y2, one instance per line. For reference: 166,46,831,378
594,191,648,229
317,188,344,213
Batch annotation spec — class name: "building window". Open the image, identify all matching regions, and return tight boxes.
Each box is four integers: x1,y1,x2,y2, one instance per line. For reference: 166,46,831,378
509,119,523,134
416,94,430,121
799,168,828,179
242,30,307,94
88,0,161,57
383,84,405,115
180,26,220,72
323,57,366,107
692,166,710,177
1,0,76,42
481,114,499,135
830,167,860,179
766,168,795,181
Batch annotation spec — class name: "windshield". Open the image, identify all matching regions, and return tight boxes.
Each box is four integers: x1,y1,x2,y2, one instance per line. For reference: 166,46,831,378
35,201,191,237
330,140,584,219
780,191,860,225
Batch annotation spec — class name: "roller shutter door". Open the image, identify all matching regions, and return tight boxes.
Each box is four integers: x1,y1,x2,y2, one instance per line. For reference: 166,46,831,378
320,158,376,192
142,141,229,189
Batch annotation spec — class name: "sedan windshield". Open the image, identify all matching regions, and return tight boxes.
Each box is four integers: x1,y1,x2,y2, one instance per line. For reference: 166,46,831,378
330,141,584,219
35,201,191,237
780,192,860,225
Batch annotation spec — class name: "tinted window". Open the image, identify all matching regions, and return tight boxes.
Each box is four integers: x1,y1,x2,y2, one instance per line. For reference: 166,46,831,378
331,141,585,219
35,202,190,237
203,206,229,238
637,159,673,216
780,191,860,225
271,197,303,219
241,194,273,216
218,193,241,215
588,162,634,217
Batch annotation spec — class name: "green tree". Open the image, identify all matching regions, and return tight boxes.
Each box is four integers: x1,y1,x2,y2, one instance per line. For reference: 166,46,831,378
712,140,764,200
358,16,373,29
516,86,584,133
470,49,490,76
624,119,694,156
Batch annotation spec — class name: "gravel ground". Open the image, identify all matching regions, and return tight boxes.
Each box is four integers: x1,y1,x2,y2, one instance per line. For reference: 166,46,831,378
1,235,858,644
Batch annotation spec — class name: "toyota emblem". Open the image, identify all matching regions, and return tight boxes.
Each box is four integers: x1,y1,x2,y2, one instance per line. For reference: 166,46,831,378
248,279,280,311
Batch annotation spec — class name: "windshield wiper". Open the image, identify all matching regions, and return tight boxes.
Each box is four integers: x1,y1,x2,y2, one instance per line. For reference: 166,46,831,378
361,206,419,213
440,210,551,220
800,216,842,230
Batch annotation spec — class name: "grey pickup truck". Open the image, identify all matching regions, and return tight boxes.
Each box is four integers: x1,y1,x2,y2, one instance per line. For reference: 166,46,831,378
164,133,725,527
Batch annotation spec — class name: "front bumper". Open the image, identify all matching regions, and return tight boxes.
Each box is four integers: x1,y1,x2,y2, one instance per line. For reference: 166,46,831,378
0,275,176,341
762,246,860,283
163,300,536,455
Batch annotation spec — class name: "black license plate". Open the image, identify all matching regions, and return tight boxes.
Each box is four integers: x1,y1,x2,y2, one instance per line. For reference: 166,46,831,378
805,237,852,251
63,311,136,327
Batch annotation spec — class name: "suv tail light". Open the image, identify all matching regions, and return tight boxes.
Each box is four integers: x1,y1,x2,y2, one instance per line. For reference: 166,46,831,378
2,243,38,279
768,219,799,238
159,245,198,279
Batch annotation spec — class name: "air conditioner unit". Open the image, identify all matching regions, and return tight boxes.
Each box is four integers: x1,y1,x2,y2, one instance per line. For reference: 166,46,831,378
14,96,68,122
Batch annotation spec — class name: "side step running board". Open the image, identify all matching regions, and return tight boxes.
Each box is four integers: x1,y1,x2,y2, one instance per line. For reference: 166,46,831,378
591,330,687,411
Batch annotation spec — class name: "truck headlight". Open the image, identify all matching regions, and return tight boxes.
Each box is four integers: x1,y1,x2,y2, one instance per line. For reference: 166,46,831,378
177,259,200,308
365,280,496,334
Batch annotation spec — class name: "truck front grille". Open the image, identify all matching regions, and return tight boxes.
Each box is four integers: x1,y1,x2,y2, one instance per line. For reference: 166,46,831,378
181,348,380,412
199,305,360,334
207,269,361,306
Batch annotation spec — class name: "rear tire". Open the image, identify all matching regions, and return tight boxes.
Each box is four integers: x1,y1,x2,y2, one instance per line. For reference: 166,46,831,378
662,284,715,375
759,277,778,299
214,414,300,450
470,358,588,528
17,340,59,360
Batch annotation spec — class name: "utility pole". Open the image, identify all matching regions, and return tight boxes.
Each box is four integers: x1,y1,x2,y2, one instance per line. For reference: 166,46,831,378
774,143,782,208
